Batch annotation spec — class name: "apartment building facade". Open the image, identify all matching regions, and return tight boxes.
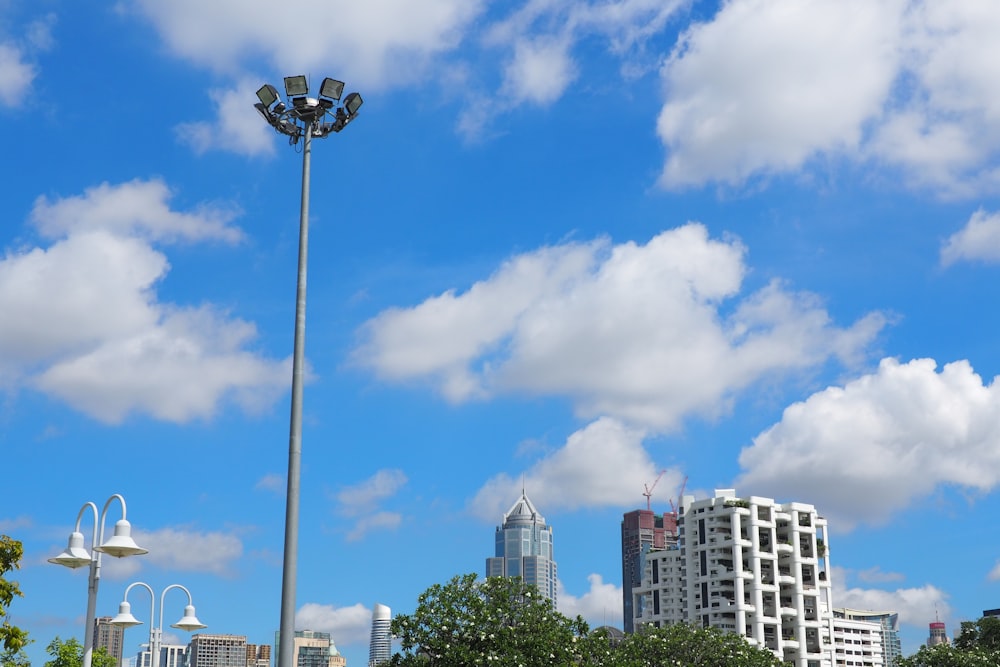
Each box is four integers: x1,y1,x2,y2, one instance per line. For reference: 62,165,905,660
633,489,834,667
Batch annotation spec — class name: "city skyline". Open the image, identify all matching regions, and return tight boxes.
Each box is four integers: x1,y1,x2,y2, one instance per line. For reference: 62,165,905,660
4,2,1000,667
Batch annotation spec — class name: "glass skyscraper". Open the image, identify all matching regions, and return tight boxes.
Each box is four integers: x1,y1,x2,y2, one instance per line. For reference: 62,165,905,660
485,491,557,604
368,603,391,667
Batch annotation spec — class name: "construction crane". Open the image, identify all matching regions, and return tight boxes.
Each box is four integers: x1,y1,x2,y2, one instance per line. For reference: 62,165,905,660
642,470,667,510
668,475,689,516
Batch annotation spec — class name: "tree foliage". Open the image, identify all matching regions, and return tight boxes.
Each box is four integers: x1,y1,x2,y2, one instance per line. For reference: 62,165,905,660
602,623,785,667
897,643,1000,667
43,638,115,667
390,574,785,667
954,616,1000,652
1,536,29,664
390,573,588,667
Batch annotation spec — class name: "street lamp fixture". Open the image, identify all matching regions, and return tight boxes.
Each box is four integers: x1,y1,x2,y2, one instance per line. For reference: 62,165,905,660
48,495,148,667
111,582,206,667
252,74,363,667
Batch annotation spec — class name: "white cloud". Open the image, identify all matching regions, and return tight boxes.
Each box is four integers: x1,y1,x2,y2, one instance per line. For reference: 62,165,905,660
337,469,408,517
255,473,285,494
469,417,678,519
31,178,243,244
989,561,1000,582
356,224,885,431
0,516,32,532
128,527,244,576
295,602,373,645
557,574,623,628
344,511,403,543
738,357,1000,528
941,209,1000,266
176,81,277,157
856,566,905,584
0,43,36,106
501,38,577,106
832,566,950,627
657,0,903,188
126,0,482,87
655,0,1000,195
0,180,288,423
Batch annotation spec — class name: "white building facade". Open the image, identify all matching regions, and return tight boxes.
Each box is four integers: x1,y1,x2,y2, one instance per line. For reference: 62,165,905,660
831,616,884,667
833,609,900,667
633,489,834,667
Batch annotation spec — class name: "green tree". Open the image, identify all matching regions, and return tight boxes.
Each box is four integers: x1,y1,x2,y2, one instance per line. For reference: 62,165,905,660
43,638,115,667
954,616,1000,652
897,642,1000,667
604,623,785,667
1,536,30,667
390,573,589,667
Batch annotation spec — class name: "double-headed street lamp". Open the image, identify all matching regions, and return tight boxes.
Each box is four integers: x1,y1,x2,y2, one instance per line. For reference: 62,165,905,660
253,75,363,667
48,494,148,667
110,582,206,667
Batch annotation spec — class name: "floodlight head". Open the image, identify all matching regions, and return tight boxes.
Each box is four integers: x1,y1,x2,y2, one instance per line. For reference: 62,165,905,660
47,531,92,569
254,102,271,121
109,601,143,628
94,519,148,558
256,84,280,108
171,605,207,632
284,75,308,97
318,98,334,110
319,78,344,102
343,92,363,117
292,97,308,109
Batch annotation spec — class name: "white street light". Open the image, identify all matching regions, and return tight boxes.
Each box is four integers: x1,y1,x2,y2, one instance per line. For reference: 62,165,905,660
111,583,206,667
253,74,363,667
48,495,148,667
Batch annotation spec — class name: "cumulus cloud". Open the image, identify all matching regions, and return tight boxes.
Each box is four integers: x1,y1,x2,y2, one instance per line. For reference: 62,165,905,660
255,473,285,494
738,357,1000,528
176,81,277,157
832,566,950,627
356,224,884,431
470,417,674,519
0,179,288,423
856,566,905,584
0,43,36,106
0,14,54,107
656,0,1000,195
337,469,408,516
557,574,623,628
941,209,1000,266
126,527,244,576
125,0,482,86
336,470,408,541
295,602,373,645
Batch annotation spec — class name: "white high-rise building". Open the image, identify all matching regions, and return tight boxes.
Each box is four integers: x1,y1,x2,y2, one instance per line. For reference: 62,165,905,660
831,615,884,667
368,603,391,667
633,489,834,667
833,609,900,667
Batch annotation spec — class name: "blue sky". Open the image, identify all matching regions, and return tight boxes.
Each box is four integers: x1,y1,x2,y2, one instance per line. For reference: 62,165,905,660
3,0,1000,665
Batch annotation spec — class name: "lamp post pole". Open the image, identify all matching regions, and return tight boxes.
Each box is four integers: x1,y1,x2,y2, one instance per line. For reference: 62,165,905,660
253,75,363,667
110,582,206,667
48,495,148,667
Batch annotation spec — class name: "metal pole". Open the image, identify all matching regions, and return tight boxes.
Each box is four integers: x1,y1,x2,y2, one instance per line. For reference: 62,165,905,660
83,553,99,667
278,120,312,667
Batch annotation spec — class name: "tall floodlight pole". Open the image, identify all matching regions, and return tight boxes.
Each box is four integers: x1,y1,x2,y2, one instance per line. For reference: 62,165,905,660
254,75,364,667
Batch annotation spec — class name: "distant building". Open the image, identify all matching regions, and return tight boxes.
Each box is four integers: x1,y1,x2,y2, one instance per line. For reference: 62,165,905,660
369,604,391,667
831,615,884,667
984,608,1000,617
137,645,187,667
189,634,248,667
633,488,834,667
833,609,900,667
247,643,270,667
93,616,125,667
621,509,678,633
275,630,343,667
928,620,949,646
485,491,558,604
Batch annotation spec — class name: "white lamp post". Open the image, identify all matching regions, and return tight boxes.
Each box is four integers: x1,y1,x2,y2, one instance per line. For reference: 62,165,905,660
253,75,363,667
48,494,148,667
110,582,206,667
